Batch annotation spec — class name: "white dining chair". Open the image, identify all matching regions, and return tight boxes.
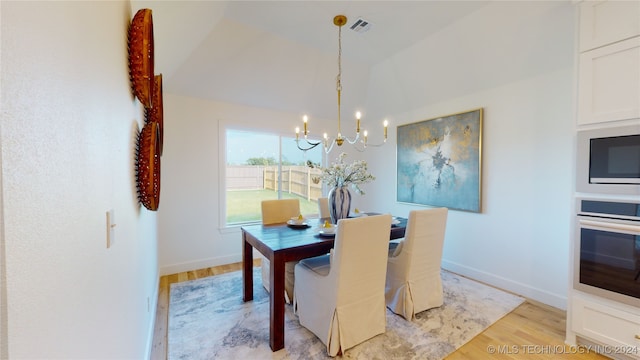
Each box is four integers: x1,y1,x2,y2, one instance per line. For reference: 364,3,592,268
260,198,300,303
294,214,392,356
318,197,330,219
385,207,448,320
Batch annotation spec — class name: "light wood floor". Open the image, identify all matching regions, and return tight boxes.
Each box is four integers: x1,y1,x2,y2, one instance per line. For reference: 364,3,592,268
150,262,608,360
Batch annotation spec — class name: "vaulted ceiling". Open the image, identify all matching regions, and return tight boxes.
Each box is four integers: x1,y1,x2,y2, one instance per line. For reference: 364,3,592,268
131,1,491,120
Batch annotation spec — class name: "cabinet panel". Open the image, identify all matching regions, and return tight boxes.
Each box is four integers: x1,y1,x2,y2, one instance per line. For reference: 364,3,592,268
578,37,640,125
572,295,640,356
580,0,640,52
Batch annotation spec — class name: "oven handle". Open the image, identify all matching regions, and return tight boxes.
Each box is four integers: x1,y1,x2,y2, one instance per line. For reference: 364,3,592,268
579,218,640,234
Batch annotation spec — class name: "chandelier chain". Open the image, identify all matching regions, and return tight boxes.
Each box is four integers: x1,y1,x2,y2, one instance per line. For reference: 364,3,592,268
336,22,342,135
337,23,342,92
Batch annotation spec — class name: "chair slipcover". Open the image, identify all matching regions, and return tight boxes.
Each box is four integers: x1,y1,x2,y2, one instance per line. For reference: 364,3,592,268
385,207,448,320
260,199,300,303
294,214,392,356
318,197,330,219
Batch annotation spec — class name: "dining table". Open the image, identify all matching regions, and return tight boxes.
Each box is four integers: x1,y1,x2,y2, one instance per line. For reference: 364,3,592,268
241,214,407,351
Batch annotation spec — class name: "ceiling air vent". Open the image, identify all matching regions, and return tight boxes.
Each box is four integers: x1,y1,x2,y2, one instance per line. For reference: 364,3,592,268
349,17,371,33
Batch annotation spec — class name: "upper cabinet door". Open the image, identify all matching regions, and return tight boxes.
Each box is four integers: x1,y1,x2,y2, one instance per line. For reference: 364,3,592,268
580,0,640,52
577,37,640,125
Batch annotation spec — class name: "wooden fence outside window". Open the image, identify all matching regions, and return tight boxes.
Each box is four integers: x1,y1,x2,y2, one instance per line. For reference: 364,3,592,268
227,165,323,201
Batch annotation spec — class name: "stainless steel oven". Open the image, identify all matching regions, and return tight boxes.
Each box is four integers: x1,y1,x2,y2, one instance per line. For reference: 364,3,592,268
574,198,640,307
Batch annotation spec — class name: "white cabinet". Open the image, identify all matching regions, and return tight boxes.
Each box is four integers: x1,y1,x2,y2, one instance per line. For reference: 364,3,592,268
577,37,640,125
570,0,640,353
579,0,640,52
577,0,640,126
572,294,640,358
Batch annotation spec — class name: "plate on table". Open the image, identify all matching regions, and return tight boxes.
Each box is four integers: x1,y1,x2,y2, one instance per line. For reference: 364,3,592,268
391,219,401,226
318,230,336,237
317,223,336,237
287,220,310,229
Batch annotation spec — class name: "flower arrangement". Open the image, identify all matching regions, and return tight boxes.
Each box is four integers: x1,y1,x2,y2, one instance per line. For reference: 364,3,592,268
310,152,375,195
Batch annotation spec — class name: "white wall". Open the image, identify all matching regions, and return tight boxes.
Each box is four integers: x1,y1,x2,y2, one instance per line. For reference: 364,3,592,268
1,1,158,358
363,69,574,309
158,94,313,275
361,1,576,309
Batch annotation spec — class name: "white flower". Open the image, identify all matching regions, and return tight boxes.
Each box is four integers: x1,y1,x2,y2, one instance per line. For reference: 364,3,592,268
318,153,375,195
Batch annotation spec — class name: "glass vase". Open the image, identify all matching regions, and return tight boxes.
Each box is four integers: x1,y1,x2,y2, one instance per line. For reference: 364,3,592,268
328,186,351,224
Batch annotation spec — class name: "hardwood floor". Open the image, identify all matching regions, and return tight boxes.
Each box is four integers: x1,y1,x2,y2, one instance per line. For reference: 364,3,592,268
150,262,608,360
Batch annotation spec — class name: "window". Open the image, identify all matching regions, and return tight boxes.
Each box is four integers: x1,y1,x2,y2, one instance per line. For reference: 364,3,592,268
225,129,323,225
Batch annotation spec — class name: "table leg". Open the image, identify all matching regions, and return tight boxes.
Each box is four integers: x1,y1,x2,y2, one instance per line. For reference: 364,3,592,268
269,253,285,351
242,231,253,302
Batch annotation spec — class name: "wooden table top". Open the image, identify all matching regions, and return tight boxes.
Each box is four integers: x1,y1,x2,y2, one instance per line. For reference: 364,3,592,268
241,214,407,254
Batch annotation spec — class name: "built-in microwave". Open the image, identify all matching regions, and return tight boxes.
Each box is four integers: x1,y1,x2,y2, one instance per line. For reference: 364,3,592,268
576,124,640,196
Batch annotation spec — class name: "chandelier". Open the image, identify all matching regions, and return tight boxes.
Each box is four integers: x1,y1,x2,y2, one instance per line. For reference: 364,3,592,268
295,15,388,153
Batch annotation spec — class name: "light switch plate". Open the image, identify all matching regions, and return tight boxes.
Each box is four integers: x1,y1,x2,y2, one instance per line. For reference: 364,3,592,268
106,209,115,248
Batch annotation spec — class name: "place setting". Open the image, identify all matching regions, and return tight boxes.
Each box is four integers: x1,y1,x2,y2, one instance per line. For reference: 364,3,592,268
287,214,310,229
349,208,368,217
316,220,336,238
350,209,401,227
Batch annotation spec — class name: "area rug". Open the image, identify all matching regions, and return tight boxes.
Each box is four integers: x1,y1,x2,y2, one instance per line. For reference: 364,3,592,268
168,268,524,359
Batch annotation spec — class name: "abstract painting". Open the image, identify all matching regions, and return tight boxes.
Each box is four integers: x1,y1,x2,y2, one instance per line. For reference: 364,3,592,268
397,108,483,212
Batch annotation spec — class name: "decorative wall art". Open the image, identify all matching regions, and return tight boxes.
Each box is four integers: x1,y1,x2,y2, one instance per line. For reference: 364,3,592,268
135,122,161,211
129,8,163,211
146,74,163,155
128,8,154,108
396,108,483,212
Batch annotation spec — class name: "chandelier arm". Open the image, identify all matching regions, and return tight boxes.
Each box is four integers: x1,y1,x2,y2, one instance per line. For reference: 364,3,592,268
362,138,387,148
295,138,321,151
351,142,367,152
323,139,337,154
342,132,361,145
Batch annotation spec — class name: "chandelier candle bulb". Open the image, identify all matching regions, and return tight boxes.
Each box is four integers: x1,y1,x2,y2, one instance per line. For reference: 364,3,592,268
303,115,308,136
295,127,300,140
356,112,361,133
384,120,388,139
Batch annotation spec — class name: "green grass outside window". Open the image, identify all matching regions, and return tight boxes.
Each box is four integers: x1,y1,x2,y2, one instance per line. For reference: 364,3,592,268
227,190,320,224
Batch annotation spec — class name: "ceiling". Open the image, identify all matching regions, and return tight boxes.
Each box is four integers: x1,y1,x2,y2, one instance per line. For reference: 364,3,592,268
132,1,490,120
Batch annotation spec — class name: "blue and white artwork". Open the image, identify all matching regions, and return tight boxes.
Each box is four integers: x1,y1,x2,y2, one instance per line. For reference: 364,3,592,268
397,109,482,212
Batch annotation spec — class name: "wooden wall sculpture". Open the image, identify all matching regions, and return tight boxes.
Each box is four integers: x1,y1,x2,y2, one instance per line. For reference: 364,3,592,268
129,8,162,211
135,122,161,211
146,74,163,156
128,9,154,108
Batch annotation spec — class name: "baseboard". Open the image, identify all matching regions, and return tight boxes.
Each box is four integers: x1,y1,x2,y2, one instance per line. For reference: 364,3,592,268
144,273,160,360
442,259,567,310
160,254,243,276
